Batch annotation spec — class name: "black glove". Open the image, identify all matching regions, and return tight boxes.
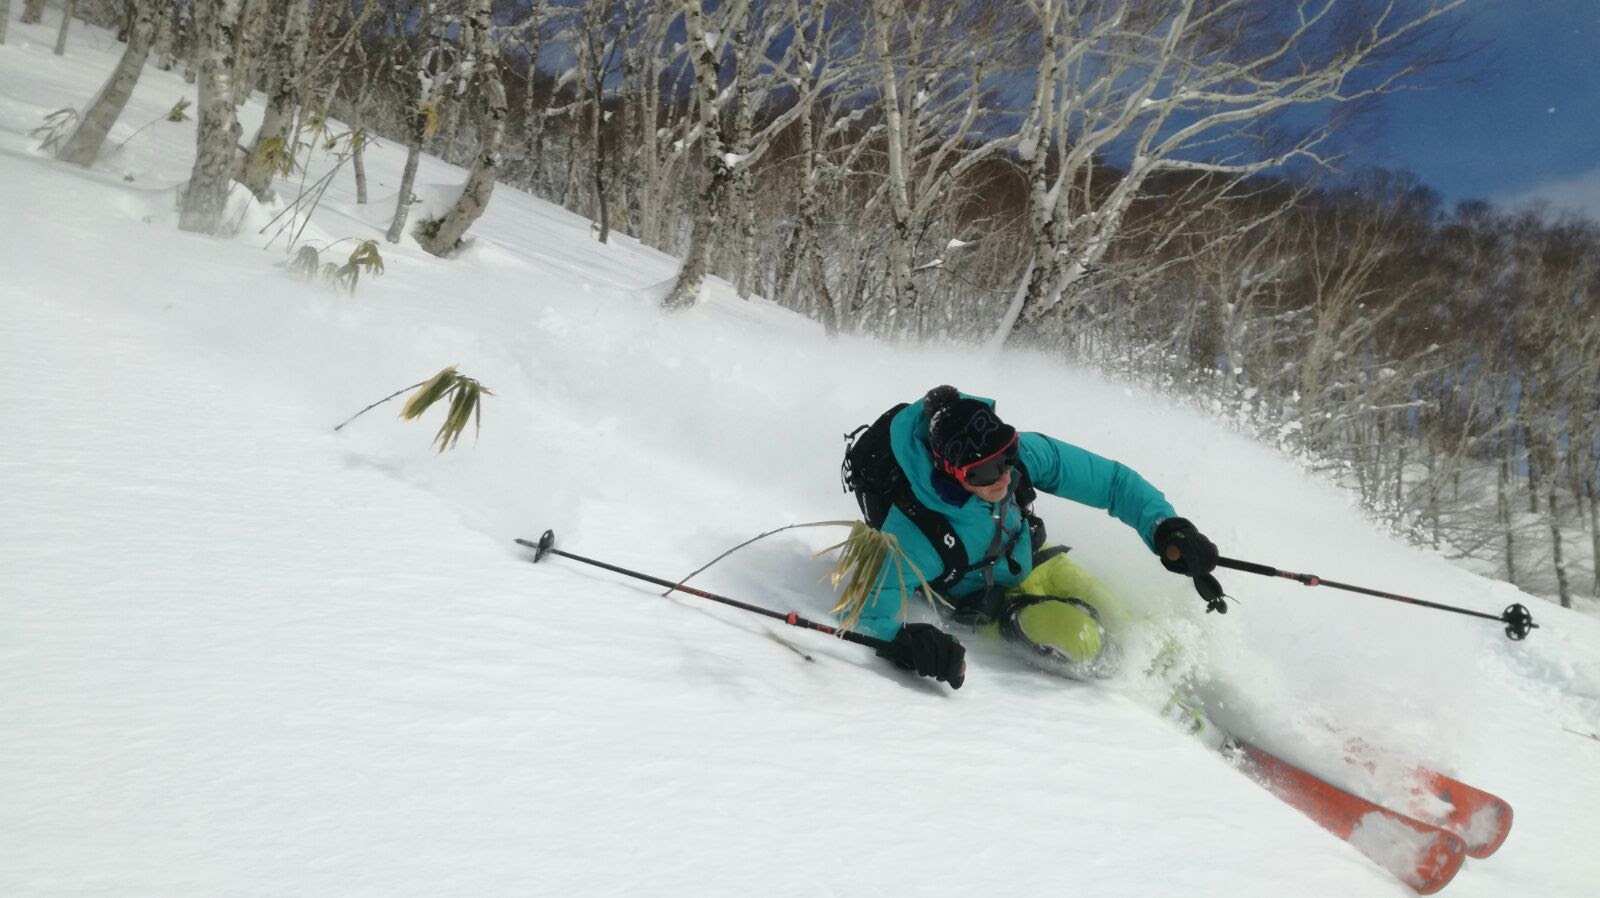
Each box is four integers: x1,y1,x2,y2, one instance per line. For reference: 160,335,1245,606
877,623,966,689
1153,517,1228,614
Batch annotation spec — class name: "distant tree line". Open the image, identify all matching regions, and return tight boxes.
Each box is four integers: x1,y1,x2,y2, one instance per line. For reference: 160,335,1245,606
36,0,1599,606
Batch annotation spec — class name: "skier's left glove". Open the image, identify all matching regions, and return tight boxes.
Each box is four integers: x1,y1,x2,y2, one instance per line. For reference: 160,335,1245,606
1153,517,1228,614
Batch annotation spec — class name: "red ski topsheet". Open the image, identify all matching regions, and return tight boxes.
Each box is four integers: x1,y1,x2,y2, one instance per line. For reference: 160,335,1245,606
1236,740,1468,895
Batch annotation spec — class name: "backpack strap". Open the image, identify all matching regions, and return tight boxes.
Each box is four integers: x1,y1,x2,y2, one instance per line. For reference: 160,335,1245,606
912,456,1044,594
890,482,969,593
1013,458,1047,553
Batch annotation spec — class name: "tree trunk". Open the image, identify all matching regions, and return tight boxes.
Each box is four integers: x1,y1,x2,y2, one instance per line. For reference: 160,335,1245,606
636,11,665,247
728,17,757,299
1498,442,1516,583
53,0,74,55
589,72,609,243
870,0,917,326
435,91,463,162
1,0,10,44
386,141,421,243
58,0,158,166
1394,440,1406,510
238,0,308,202
21,0,44,26
731,165,756,298
1588,474,1599,594
620,41,643,238
418,0,506,257
352,128,368,204
663,0,742,310
561,126,581,211
1526,432,1540,513
1550,482,1571,608
178,0,246,236
795,100,837,333
520,1,547,196
153,0,175,69
176,6,196,83
664,161,730,309
231,0,270,105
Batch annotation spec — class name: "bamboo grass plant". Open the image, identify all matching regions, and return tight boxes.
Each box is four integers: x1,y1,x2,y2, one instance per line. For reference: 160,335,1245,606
663,520,937,634
400,366,493,452
334,366,492,453
820,522,937,631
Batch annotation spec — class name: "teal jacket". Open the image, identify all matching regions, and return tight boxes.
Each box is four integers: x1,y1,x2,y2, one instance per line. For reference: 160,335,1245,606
851,394,1176,640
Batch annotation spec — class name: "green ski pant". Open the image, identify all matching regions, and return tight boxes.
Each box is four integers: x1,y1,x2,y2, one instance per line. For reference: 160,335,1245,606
981,551,1131,669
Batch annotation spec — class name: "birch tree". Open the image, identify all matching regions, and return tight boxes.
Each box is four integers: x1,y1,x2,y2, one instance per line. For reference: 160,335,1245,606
386,2,453,244
782,0,867,332
618,0,671,240
663,0,852,310
631,7,691,248
417,0,508,256
988,0,1467,349
53,0,74,55
573,0,640,243
153,0,177,69
231,0,273,105
239,0,310,201
661,0,748,308
178,0,248,235
57,0,160,166
514,0,552,196
865,0,1023,334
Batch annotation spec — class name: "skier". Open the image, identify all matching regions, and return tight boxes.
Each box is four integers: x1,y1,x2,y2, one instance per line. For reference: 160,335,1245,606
842,385,1225,687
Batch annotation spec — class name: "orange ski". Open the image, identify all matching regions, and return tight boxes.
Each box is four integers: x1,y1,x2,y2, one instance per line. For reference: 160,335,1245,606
1234,740,1468,895
1340,738,1513,858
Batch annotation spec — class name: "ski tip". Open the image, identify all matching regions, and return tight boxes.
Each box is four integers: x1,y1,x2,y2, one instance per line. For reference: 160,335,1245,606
1406,830,1468,895
1463,799,1513,859
1419,770,1514,859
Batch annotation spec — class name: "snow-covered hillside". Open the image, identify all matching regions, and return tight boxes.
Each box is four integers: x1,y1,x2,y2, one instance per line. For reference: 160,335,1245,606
4,15,1598,897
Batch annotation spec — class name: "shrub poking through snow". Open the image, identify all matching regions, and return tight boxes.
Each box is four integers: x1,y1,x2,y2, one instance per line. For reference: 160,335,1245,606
32,108,80,155
334,366,492,454
286,240,385,294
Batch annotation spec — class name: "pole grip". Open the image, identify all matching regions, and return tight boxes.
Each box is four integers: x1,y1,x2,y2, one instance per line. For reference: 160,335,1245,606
1217,556,1281,578
835,629,892,651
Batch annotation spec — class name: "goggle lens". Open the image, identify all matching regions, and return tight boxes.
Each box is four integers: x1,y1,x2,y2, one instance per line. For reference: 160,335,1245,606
947,435,1018,487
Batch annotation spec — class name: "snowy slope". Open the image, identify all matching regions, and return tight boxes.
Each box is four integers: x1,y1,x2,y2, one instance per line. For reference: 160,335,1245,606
4,16,1598,897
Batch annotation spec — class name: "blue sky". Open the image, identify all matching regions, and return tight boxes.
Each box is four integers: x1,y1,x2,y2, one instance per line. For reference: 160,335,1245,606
1345,0,1600,216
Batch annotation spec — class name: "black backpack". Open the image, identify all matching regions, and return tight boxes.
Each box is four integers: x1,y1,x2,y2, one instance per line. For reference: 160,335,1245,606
841,403,1045,594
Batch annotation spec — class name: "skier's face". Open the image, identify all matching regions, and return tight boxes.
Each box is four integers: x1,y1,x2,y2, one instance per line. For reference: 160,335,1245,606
961,466,1012,503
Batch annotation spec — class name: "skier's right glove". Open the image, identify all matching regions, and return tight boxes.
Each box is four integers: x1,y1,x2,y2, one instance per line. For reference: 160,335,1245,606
877,623,966,689
1153,517,1228,614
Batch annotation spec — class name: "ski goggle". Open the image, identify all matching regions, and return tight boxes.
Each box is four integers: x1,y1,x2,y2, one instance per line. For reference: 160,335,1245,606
941,433,1018,488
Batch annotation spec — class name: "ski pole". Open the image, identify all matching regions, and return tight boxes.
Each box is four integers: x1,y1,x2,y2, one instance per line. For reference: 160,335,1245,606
516,529,907,656
1215,556,1538,641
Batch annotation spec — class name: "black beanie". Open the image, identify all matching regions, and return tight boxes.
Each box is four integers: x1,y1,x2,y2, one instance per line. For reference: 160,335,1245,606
924,385,1017,467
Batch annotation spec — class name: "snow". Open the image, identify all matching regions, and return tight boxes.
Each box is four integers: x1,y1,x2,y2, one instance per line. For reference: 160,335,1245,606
4,15,1600,898
1346,811,1449,892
